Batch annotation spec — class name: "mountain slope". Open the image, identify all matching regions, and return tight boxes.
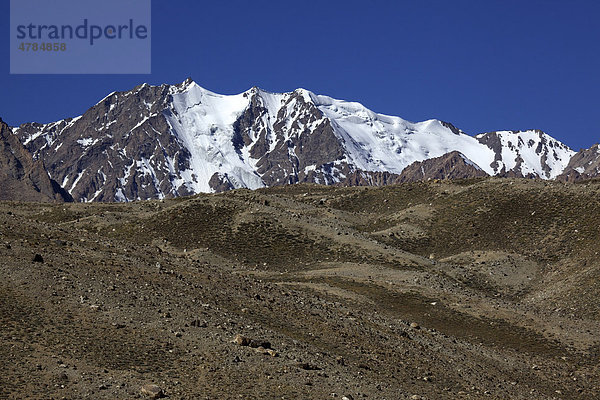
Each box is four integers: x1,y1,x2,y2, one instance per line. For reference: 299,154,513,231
556,143,600,182
396,151,489,182
0,118,70,202
2,179,598,399
15,79,576,201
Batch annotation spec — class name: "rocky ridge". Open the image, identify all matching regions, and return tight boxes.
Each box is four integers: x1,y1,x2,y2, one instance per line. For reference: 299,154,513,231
13,79,581,201
396,151,489,182
556,143,600,182
0,118,70,202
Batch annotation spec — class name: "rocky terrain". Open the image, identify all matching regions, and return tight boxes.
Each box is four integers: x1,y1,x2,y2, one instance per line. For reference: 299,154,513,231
0,119,70,202
557,144,600,183
396,151,489,182
1,178,598,399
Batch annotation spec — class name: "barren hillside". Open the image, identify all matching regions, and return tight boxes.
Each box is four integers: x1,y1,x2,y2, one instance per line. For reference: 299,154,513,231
1,178,598,399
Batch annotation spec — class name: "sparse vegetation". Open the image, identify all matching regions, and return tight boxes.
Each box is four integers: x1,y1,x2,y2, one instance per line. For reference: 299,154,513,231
1,178,599,399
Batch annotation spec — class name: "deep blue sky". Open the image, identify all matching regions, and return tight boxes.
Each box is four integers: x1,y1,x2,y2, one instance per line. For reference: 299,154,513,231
2,0,599,150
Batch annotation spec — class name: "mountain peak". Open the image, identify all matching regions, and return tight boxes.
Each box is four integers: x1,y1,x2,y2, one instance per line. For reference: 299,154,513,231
476,130,574,179
170,77,199,94
397,150,488,182
12,81,584,201
244,86,279,97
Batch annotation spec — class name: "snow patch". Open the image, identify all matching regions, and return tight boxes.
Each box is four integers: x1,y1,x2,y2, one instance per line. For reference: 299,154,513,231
459,153,482,171
69,168,86,193
164,82,266,193
77,138,99,147
315,94,497,175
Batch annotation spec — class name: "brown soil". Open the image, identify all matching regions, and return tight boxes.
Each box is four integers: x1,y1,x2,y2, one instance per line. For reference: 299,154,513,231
1,178,598,399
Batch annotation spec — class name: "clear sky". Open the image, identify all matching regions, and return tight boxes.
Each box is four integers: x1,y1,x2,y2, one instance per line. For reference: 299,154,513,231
2,0,599,150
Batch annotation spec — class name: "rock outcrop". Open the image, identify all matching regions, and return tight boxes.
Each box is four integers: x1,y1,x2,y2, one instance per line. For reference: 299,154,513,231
397,151,489,182
0,118,70,202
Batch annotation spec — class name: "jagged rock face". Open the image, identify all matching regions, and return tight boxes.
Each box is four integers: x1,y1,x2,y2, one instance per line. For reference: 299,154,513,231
440,121,463,135
17,82,193,202
208,172,235,193
0,119,70,202
397,151,489,182
476,130,574,179
234,89,346,187
14,79,578,202
556,144,600,182
16,81,358,201
336,170,402,187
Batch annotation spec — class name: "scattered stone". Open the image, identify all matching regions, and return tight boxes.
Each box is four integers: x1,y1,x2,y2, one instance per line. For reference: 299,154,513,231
140,384,164,399
410,322,420,329
249,339,271,349
255,347,278,357
233,334,271,349
296,362,321,371
234,334,251,346
265,349,278,357
190,319,207,328
33,254,44,263
342,396,354,400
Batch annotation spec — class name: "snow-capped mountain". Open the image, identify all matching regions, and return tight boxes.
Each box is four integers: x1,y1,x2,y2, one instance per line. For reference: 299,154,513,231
14,79,577,202
475,130,574,179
